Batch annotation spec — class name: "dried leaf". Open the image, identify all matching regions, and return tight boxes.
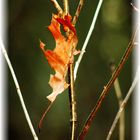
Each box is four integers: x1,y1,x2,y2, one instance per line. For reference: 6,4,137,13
40,14,78,102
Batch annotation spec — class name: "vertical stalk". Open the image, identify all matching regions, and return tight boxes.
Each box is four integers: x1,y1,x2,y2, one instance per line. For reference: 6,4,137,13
110,63,125,140
63,1,77,139
68,63,77,140
63,0,69,14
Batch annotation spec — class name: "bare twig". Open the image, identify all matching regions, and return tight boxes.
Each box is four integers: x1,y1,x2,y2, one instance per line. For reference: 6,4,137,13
78,26,139,140
68,64,77,140
72,0,85,25
62,2,77,139
51,0,63,14
74,0,103,80
110,63,125,140
106,66,140,140
0,39,38,140
63,0,69,14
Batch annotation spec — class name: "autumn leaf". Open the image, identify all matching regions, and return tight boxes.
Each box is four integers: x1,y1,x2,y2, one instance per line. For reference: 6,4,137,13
40,14,79,102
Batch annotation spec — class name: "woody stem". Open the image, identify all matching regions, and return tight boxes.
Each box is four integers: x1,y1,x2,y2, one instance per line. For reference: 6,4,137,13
68,63,77,140
78,25,139,140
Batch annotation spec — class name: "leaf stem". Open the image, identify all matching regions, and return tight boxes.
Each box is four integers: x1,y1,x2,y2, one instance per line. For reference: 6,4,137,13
110,63,125,140
74,0,103,81
68,63,77,140
0,39,38,140
78,26,139,140
38,101,53,132
106,66,140,140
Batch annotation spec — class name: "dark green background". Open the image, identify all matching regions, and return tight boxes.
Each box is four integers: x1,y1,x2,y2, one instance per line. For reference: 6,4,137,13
8,0,132,139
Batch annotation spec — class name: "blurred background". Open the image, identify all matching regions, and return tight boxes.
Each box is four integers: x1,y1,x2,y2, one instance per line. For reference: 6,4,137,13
8,0,133,139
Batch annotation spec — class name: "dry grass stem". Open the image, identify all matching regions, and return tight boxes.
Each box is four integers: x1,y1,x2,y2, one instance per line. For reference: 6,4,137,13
0,39,39,140
106,66,140,140
110,63,125,140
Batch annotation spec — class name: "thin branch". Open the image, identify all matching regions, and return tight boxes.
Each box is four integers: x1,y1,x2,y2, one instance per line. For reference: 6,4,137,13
106,66,140,140
74,0,103,81
0,39,39,140
63,1,77,138
110,63,125,140
72,0,84,25
78,26,139,140
63,0,69,14
68,63,77,140
51,0,63,15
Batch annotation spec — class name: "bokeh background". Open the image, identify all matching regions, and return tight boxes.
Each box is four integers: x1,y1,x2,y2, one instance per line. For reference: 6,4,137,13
8,0,133,139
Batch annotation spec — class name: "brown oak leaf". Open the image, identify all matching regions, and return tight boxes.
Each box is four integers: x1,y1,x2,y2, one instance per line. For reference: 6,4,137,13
40,14,78,102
